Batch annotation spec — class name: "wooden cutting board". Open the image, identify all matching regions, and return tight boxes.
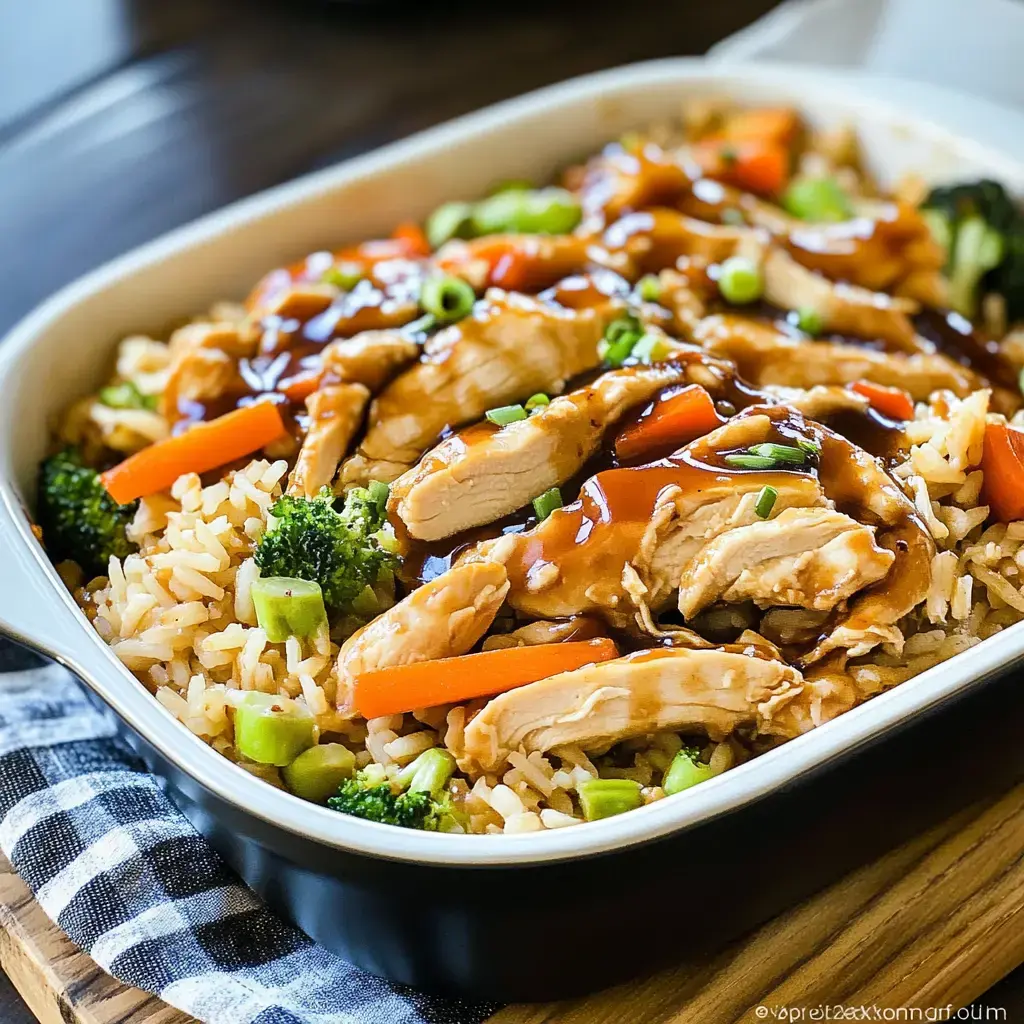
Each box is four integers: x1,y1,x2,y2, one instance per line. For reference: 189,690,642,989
4,779,1024,1024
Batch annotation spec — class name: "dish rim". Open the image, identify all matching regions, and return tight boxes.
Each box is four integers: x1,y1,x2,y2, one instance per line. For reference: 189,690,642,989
3,57,1024,867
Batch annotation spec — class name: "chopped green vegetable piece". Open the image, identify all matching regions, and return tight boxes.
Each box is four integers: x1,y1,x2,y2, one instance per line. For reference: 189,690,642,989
404,313,437,335
663,748,715,795
396,748,457,798
255,487,395,612
532,486,563,521
328,769,449,830
485,404,528,426
630,333,668,364
599,314,644,367
367,479,390,511
425,201,474,250
796,437,822,455
419,274,476,322
525,393,550,411
489,178,533,194
947,215,1004,318
470,187,582,236
782,177,853,223
234,693,315,767
717,256,763,305
637,274,662,302
251,576,328,642
723,454,777,470
578,779,644,821
922,208,953,254
747,443,808,465
37,447,138,575
754,485,778,519
283,743,356,803
350,584,380,618
321,262,364,290
794,306,824,336
98,381,158,412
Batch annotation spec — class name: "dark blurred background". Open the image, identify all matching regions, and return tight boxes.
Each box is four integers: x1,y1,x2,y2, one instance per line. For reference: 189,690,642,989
1,0,1023,1020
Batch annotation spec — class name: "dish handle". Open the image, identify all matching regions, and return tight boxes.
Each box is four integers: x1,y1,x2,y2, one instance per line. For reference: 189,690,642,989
0,523,93,667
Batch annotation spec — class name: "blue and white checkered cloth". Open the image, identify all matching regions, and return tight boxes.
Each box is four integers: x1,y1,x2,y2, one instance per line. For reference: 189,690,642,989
0,643,497,1024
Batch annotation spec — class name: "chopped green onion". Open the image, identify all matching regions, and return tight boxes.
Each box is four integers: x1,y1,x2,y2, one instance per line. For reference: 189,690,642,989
794,306,824,336
578,779,644,821
425,201,474,250
525,393,550,411
781,177,852,223
717,256,764,305
599,314,644,367
251,576,328,643
747,443,807,465
486,404,528,426
397,747,457,798
754,485,778,519
796,437,821,455
282,743,356,803
470,187,582,236
404,313,437,335
233,693,316,767
321,262,364,290
724,454,777,470
532,487,563,521
637,274,662,302
663,749,715,795
98,381,158,412
629,333,669,364
419,275,476,322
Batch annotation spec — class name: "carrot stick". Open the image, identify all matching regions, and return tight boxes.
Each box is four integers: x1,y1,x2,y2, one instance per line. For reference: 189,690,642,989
279,369,323,404
353,638,620,719
692,139,789,196
982,422,1024,522
615,385,724,463
849,380,915,421
101,401,287,505
721,108,800,146
391,221,432,258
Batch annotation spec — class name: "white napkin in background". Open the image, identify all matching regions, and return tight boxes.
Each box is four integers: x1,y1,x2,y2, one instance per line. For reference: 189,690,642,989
711,0,1024,111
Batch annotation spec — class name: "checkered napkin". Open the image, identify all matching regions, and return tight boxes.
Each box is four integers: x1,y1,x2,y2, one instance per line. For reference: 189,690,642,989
0,643,497,1024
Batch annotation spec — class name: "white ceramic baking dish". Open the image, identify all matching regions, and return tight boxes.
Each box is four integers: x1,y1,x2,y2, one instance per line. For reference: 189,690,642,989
2,59,1023,997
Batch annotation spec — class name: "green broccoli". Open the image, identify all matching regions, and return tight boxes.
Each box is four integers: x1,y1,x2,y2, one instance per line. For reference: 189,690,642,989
36,447,138,576
254,484,396,612
923,179,1024,320
327,749,456,830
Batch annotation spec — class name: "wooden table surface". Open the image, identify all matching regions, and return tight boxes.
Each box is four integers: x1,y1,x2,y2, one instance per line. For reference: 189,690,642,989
3,1,1024,1021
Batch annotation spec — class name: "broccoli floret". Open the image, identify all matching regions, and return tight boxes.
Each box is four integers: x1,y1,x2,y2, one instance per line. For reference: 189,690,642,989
254,485,396,612
923,179,1024,320
36,447,138,576
328,771,447,830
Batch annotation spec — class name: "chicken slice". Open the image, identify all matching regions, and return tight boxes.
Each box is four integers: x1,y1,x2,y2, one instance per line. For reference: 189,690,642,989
161,322,258,420
286,383,369,498
696,314,981,400
761,249,923,353
677,506,894,618
321,330,420,392
340,290,619,487
336,562,510,706
461,646,806,772
390,362,701,542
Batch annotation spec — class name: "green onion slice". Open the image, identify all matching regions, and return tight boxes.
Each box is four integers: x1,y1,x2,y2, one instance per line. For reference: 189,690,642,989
532,486,563,521
747,443,807,465
419,275,476,322
525,393,550,411
486,404,528,427
754,485,778,519
795,437,821,455
321,262,364,290
723,454,777,470
637,274,662,302
425,201,474,250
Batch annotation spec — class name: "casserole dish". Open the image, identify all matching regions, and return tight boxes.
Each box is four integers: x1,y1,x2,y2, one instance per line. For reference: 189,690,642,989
3,59,1024,999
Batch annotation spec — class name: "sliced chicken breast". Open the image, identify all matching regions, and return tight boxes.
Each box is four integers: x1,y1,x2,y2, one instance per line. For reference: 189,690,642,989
321,330,420,392
336,562,510,705
676,506,894,618
340,290,619,488
391,362,703,541
461,646,806,771
287,383,369,498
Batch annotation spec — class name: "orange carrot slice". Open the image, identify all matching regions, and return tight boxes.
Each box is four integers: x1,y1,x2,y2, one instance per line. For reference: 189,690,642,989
982,422,1024,523
615,385,724,463
353,638,620,719
849,380,915,421
101,401,287,505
